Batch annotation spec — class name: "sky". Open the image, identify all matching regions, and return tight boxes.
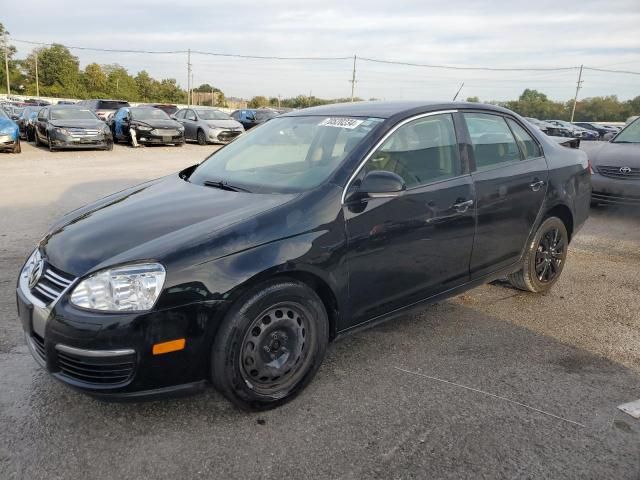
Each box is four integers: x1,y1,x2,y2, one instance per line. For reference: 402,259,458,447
5,0,640,101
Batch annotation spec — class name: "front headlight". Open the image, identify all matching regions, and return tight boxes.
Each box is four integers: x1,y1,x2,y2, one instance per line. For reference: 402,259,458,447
56,127,70,136
134,124,152,132
70,263,166,312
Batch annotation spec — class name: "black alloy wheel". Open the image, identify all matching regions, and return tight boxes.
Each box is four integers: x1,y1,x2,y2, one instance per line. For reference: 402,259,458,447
534,227,565,283
508,216,568,293
197,129,207,145
47,134,55,152
211,279,328,410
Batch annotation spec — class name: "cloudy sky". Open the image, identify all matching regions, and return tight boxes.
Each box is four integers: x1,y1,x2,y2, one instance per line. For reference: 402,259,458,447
6,0,640,101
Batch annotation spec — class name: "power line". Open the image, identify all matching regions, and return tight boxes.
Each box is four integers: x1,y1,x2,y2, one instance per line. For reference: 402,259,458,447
583,66,640,76
358,56,579,72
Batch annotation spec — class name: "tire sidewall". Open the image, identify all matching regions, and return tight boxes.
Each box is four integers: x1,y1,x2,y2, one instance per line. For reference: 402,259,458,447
211,280,328,410
524,216,568,292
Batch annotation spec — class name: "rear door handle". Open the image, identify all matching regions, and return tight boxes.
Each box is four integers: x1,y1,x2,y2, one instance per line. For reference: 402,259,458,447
530,180,545,191
453,199,474,213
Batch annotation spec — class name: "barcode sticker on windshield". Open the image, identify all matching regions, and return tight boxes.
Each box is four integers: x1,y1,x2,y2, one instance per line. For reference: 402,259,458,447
319,118,364,129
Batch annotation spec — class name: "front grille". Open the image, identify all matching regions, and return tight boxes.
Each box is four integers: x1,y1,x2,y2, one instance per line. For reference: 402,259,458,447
56,349,136,386
66,128,102,137
30,264,75,305
598,166,640,179
592,191,640,205
151,129,180,136
218,130,242,142
31,333,46,362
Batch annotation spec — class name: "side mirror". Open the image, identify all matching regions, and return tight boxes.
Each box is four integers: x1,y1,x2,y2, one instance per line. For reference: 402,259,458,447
351,170,406,201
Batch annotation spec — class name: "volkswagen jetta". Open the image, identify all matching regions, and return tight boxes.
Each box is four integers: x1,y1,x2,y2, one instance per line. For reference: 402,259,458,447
17,101,591,410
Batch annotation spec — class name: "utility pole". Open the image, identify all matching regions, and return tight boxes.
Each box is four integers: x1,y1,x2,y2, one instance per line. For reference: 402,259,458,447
452,82,464,101
277,94,281,109
34,51,39,97
187,49,192,106
570,64,583,122
309,90,312,107
190,71,194,105
350,55,357,102
3,32,10,96
211,85,214,107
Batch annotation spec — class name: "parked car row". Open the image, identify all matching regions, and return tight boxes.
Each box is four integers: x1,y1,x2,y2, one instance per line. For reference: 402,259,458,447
6,102,278,152
524,116,622,140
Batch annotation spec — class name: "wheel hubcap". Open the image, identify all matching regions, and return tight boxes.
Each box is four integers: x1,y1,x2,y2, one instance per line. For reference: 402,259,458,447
240,303,311,394
535,227,565,283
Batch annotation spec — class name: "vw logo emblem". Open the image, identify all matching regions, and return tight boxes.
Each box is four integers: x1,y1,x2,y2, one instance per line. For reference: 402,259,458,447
620,166,632,174
28,255,44,289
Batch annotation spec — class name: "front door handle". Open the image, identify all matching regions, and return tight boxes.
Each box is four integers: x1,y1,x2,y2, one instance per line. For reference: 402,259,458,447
453,199,474,213
530,180,545,192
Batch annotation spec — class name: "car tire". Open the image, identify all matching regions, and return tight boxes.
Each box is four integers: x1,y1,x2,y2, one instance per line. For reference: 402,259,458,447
211,278,329,411
13,139,21,154
105,141,114,151
508,216,568,293
197,129,207,145
34,132,41,146
47,135,55,152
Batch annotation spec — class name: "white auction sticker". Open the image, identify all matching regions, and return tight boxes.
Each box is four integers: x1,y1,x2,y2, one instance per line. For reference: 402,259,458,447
318,118,364,129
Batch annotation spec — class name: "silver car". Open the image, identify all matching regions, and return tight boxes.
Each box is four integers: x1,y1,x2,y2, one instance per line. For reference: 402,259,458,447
174,107,244,145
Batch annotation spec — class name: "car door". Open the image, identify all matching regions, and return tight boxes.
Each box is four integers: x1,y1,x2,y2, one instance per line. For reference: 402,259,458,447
174,109,187,138
343,112,476,327
183,109,198,139
36,108,48,142
461,112,549,279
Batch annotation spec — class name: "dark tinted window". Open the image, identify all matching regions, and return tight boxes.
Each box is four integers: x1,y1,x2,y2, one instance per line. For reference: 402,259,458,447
364,113,460,188
464,113,521,170
185,110,197,121
506,119,542,159
174,109,185,119
97,100,130,110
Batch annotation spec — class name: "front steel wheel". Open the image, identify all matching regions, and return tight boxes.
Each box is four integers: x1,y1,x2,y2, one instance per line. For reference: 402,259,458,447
508,216,568,293
211,279,328,410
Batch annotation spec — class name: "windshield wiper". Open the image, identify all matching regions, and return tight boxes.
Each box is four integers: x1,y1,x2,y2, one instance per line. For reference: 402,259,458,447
203,180,251,193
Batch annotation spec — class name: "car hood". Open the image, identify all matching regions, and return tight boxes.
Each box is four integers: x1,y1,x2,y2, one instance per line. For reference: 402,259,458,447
0,117,18,133
50,119,105,129
41,174,295,277
206,119,243,129
588,142,640,167
134,119,182,129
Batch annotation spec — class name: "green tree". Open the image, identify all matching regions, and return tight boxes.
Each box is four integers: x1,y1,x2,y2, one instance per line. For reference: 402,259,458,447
248,95,270,108
135,70,158,102
504,89,567,119
156,78,186,103
102,64,138,99
82,63,107,97
0,23,23,93
466,96,480,103
573,95,627,122
23,44,82,97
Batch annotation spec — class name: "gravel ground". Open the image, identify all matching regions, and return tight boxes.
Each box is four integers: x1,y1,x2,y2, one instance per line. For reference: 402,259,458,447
1,141,639,479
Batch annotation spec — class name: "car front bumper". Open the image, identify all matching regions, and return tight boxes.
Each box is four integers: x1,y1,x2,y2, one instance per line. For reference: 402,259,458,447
0,133,18,150
591,172,640,205
137,133,185,145
50,131,112,149
208,128,243,144
17,261,225,400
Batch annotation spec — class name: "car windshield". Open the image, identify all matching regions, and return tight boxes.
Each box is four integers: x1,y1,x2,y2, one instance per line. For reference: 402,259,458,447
196,109,231,120
189,115,384,193
132,108,171,120
613,119,640,143
50,109,98,121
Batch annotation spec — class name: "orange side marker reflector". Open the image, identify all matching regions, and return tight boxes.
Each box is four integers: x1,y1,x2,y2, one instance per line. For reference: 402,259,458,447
152,338,186,355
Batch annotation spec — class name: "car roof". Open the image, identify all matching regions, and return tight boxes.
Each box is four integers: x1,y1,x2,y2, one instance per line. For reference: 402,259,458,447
283,100,512,119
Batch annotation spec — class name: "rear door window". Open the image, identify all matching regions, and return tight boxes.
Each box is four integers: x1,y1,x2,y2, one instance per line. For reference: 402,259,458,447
463,113,522,170
506,118,542,159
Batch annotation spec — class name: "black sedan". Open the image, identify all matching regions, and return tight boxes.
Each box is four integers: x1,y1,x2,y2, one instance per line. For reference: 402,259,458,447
17,101,591,410
111,107,185,146
34,106,113,151
587,117,640,206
